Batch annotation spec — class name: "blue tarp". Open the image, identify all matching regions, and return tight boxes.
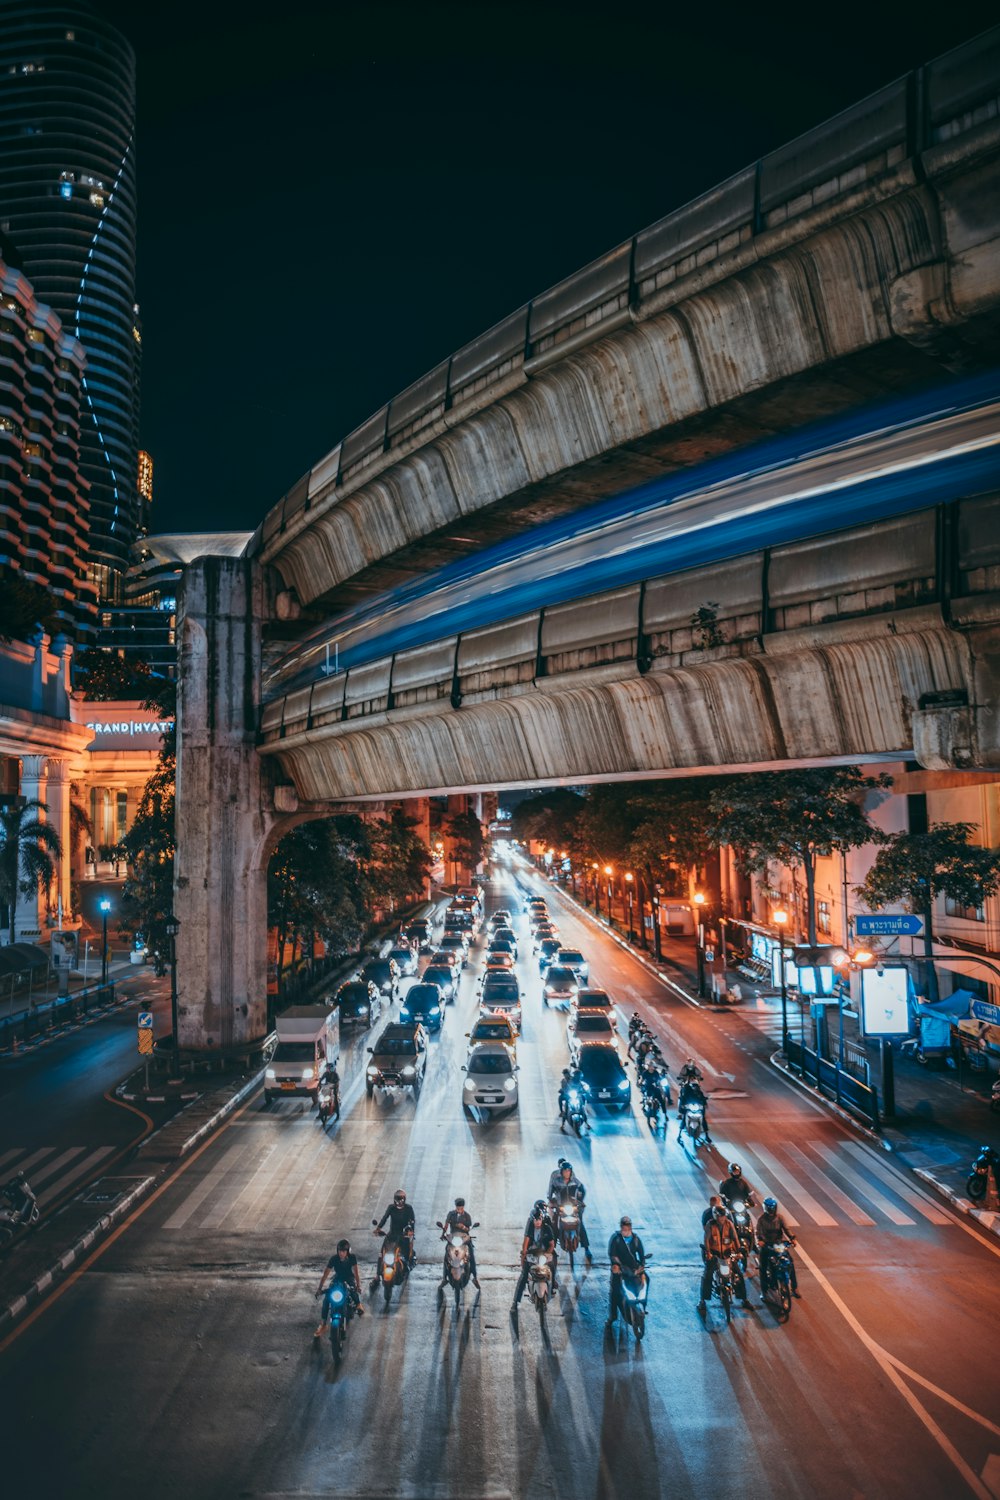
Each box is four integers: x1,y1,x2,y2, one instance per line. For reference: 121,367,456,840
913,989,976,1051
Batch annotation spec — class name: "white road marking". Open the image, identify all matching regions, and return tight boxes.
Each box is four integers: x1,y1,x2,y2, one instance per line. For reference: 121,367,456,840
811,1142,915,1226
841,1141,951,1225
784,1143,875,1226
749,1142,838,1226
162,1141,248,1230
37,1146,115,1205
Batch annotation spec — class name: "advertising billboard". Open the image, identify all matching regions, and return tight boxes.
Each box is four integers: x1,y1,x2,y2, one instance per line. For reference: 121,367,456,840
861,967,910,1036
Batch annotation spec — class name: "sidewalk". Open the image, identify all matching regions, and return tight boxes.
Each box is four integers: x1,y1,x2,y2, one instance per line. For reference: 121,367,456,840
532,868,1000,1234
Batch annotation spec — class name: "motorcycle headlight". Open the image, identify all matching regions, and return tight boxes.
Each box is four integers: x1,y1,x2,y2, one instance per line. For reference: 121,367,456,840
301,1067,314,1080
330,1284,346,1303
618,1078,630,1091
265,1068,276,1080
568,1091,580,1106
503,1077,516,1092
464,1078,476,1091
401,1065,415,1078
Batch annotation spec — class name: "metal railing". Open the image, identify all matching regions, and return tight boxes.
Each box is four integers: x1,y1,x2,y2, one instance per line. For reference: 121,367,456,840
785,1035,880,1129
0,981,119,1051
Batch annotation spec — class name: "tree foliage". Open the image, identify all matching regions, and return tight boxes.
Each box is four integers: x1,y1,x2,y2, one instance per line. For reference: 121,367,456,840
0,567,61,644
445,809,485,877
74,648,155,702
0,799,63,942
509,790,586,853
120,678,176,952
856,822,1000,918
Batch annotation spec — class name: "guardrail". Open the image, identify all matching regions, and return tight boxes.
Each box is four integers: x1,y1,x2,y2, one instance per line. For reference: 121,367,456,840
785,1035,881,1129
255,26,1000,556
0,982,119,1052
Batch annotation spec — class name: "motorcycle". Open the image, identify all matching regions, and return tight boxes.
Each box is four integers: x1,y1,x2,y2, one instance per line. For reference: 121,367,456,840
991,1078,1000,1116
564,1085,589,1137
0,1173,39,1249
614,1260,651,1340
641,1084,662,1130
640,1069,670,1130
725,1198,756,1270
317,1281,353,1366
761,1241,796,1321
525,1246,556,1318
967,1144,1000,1201
550,1196,582,1268
317,1072,340,1128
711,1255,737,1324
680,1101,708,1149
437,1219,479,1306
370,1222,411,1307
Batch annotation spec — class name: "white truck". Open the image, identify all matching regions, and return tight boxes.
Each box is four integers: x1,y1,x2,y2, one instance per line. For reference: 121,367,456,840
264,1006,340,1105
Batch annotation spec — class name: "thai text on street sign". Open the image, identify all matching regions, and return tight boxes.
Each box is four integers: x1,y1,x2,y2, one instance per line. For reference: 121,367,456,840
855,914,924,937
972,999,1000,1026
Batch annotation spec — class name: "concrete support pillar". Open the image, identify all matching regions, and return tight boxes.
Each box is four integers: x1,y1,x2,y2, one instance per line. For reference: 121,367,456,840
44,758,72,922
408,796,433,898
174,556,270,1056
14,755,47,941
443,792,470,889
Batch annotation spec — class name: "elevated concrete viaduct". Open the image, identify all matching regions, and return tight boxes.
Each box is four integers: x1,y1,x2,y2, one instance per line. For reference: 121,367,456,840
174,30,1000,1055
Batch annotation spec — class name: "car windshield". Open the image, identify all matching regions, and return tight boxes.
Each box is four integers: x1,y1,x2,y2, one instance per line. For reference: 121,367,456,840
338,985,368,1003
474,1022,512,1039
576,1016,613,1034
388,949,410,962
404,987,438,1007
441,936,463,948
579,1050,623,1079
363,964,389,981
578,990,611,1006
470,1054,514,1075
490,936,514,949
273,1043,316,1063
424,968,451,986
546,967,575,983
483,987,518,1005
559,951,584,964
377,1038,417,1055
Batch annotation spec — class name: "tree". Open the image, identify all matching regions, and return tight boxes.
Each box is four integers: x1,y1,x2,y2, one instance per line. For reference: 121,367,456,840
445,809,485,880
856,822,1000,1000
709,768,890,945
510,789,586,853
369,808,431,911
74,648,154,701
0,567,61,644
120,680,176,953
0,799,63,943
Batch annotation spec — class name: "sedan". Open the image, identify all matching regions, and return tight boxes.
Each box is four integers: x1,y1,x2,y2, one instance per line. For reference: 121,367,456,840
464,1043,519,1113
335,979,381,1028
388,945,419,977
487,909,514,934
399,981,445,1032
361,957,400,998
537,936,561,973
402,919,432,952
576,1041,632,1110
557,948,590,984
487,934,518,961
531,923,558,951
438,934,469,968
572,988,615,1015
542,963,579,1007
467,1014,518,1055
480,952,515,981
429,948,463,986
480,987,522,1034
568,1011,618,1060
422,963,456,1003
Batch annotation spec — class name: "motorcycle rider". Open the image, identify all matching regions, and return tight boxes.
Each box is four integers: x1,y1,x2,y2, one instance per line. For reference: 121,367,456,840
718,1162,756,1209
0,1171,37,1225
677,1075,712,1144
314,1238,365,1336
547,1159,593,1262
439,1196,480,1289
558,1065,586,1130
512,1200,558,1307
374,1188,416,1276
318,1060,341,1120
699,1203,753,1313
607,1214,648,1326
678,1058,703,1085
756,1197,800,1297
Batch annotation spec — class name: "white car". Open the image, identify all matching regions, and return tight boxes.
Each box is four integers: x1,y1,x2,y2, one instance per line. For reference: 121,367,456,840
463,1042,519,1112
568,1011,617,1062
557,948,590,984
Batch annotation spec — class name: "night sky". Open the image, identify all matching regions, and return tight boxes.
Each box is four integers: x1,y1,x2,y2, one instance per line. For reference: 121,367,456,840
98,1,996,538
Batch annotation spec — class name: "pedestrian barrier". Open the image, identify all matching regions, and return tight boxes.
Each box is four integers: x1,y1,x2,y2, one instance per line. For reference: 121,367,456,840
0,981,120,1052
785,1035,880,1130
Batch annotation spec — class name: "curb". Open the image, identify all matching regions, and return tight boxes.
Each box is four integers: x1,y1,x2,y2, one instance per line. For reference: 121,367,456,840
911,1169,1000,1241
0,1069,264,1333
768,1049,889,1149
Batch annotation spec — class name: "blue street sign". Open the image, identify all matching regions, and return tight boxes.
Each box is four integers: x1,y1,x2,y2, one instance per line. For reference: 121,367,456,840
137,1010,154,1029
855,914,924,937
971,999,1000,1026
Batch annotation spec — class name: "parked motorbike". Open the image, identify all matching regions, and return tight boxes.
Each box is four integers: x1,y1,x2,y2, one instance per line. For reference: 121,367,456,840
614,1261,651,1340
437,1219,479,1306
0,1173,39,1249
564,1084,589,1137
525,1246,556,1318
370,1222,411,1307
967,1144,1000,1201
761,1241,796,1321
550,1196,581,1268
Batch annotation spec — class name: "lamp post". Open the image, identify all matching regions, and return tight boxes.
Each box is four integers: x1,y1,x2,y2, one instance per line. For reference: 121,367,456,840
99,897,111,986
604,866,614,925
624,872,635,942
693,890,707,996
166,917,180,1078
774,908,789,1051
592,863,601,917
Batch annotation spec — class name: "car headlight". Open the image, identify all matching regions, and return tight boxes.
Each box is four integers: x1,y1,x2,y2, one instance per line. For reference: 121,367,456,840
430,1005,440,1015
358,1004,368,1014
401,1065,415,1077
464,1078,476,1092
367,1066,378,1078
545,985,555,994
618,1078,630,1091
265,1068,276,1080
399,1007,410,1018
302,1067,314,1080
503,1077,517,1093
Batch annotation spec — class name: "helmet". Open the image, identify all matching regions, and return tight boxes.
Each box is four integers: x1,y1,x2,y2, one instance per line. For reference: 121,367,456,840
561,1162,573,1176
336,1238,351,1253
393,1189,407,1204
763,1197,778,1212
728,1163,742,1178
533,1199,547,1216
713,1204,728,1218
620,1215,633,1229
454,1197,465,1208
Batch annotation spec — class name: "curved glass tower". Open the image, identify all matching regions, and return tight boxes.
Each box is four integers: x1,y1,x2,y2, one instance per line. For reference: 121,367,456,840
0,1,139,602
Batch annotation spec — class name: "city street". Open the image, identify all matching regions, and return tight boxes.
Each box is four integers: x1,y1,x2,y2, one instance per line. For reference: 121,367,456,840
1,874,998,1500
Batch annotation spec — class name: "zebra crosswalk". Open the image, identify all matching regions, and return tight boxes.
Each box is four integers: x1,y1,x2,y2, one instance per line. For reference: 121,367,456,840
0,1145,116,1207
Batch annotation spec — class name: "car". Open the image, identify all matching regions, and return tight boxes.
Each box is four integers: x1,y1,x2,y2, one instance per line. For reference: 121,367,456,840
399,981,446,1031
556,948,590,984
402,919,432,952
422,963,456,1003
365,1023,428,1096
438,933,469,968
487,908,513,933
480,952,515,982
568,1011,618,1060
457,884,484,912
576,1041,631,1109
572,987,615,1015
361,957,401,998
429,948,462,986
481,970,520,1007
480,993,522,1034
463,1043,519,1112
445,908,476,937
388,945,419,977
537,936,562,973
335,979,381,1027
542,963,579,1006
488,933,518,961
466,1014,518,1054
531,923,558,951
524,893,547,913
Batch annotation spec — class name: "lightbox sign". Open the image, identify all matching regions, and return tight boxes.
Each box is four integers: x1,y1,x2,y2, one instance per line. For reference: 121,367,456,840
861,967,910,1036
85,717,173,751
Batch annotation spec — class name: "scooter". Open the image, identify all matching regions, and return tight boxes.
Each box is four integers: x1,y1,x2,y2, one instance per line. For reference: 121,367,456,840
525,1247,556,1319
725,1197,756,1270
564,1085,589,1137
437,1219,479,1306
316,1072,340,1128
761,1241,796,1321
370,1222,411,1307
0,1173,39,1249
711,1255,736,1324
967,1144,1000,1201
613,1260,651,1340
680,1102,708,1149
550,1196,581,1268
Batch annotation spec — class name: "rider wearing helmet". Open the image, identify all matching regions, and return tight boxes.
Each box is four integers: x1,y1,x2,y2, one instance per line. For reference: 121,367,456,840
376,1188,416,1267
439,1196,480,1289
678,1059,703,1085
558,1065,586,1131
699,1203,752,1313
756,1197,799,1297
677,1074,712,1144
607,1214,648,1325
718,1162,756,1209
512,1199,558,1307
313,1237,365,1337
546,1160,593,1261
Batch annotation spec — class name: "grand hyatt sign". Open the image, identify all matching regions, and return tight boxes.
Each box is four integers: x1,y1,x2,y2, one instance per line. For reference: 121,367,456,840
85,717,174,751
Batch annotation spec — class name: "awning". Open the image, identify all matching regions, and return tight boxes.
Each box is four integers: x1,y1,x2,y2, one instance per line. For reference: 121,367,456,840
0,942,49,977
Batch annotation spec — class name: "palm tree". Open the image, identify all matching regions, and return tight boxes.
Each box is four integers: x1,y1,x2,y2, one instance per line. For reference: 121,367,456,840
0,799,63,944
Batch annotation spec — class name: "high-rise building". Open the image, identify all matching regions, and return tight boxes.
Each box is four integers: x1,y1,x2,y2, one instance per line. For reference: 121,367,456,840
0,243,95,634
0,1,140,604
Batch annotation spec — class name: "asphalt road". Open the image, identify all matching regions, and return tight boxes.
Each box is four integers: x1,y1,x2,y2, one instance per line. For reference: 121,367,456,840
1,868,998,1500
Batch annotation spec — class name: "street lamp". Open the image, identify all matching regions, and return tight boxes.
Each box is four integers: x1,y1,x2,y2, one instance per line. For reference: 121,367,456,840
693,890,707,996
166,917,180,1078
592,863,601,917
774,908,789,1050
604,866,613,925
624,872,635,942
99,897,112,986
